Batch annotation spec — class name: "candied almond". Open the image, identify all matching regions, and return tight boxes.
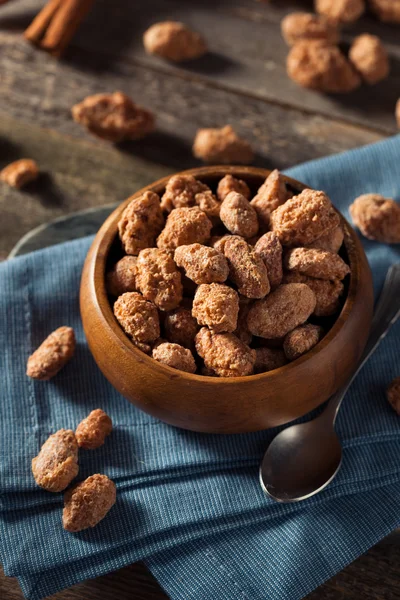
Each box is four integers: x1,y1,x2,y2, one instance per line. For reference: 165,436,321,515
220,192,259,239
118,191,164,256
387,377,400,415
283,271,344,317
224,236,270,299
254,347,287,374
193,283,239,333
0,159,39,189
32,429,79,492
247,283,316,339
349,194,400,244
369,0,400,23
136,248,182,311
152,342,196,373
217,174,251,202
284,247,350,280
349,34,389,85
269,188,340,246
106,256,138,297
254,232,283,290
283,323,323,361
164,307,199,349
174,243,229,284
72,92,155,142
195,328,256,377
113,292,160,346
143,21,207,62
160,175,210,212
157,207,212,250
27,326,76,380
315,0,365,23
193,125,254,165
250,170,289,231
63,474,116,532
195,190,222,223
75,409,113,450
287,41,361,93
281,12,339,46
306,225,344,253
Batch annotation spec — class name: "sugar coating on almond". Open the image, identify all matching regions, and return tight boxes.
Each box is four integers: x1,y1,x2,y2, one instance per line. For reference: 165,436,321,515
118,191,164,256
106,256,138,297
349,194,400,244
157,207,212,250
306,226,344,253
63,474,116,532
75,410,113,450
283,323,323,361
247,283,316,339
281,12,339,46
164,307,199,349
143,21,207,62
287,41,361,93
250,170,289,231
270,189,340,246
220,192,259,239
160,175,210,212
254,347,287,374
254,232,283,290
113,292,160,345
224,236,270,299
152,342,196,373
315,0,365,23
283,271,344,317
72,92,155,142
32,429,79,492
136,248,182,311
0,159,39,189
217,174,251,202
193,125,254,165
174,243,229,284
349,34,389,85
27,326,76,380
195,327,255,377
284,247,350,280
193,283,239,333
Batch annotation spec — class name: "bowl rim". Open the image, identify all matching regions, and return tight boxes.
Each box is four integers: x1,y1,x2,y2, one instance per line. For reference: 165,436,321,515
87,165,361,384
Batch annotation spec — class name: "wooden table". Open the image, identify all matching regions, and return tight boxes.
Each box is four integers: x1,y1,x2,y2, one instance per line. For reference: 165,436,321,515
0,1,399,598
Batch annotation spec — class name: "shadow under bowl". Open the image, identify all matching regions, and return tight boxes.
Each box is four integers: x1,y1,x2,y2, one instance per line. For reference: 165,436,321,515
80,166,373,433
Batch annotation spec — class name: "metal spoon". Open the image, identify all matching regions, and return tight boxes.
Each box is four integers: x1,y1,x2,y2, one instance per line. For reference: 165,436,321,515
260,264,400,503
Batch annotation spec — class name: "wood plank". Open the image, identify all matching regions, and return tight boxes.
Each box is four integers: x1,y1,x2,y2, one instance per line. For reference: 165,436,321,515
0,32,382,168
1,0,398,133
0,114,169,258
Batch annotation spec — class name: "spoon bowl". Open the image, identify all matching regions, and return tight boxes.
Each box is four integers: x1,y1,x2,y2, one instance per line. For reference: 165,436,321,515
259,416,342,502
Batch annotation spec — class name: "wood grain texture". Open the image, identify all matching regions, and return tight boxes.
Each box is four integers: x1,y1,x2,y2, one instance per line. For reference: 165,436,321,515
80,166,373,433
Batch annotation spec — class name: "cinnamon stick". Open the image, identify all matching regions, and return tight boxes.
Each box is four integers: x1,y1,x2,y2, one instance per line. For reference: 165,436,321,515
24,0,95,58
24,0,63,46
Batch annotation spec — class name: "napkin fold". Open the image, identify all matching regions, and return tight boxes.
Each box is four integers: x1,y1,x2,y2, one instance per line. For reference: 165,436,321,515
0,135,400,600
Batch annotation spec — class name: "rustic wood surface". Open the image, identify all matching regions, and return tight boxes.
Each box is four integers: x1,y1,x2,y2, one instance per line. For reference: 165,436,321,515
0,0,399,598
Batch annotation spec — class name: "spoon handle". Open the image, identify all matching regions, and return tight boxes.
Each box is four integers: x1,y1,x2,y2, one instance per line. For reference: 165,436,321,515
328,264,400,423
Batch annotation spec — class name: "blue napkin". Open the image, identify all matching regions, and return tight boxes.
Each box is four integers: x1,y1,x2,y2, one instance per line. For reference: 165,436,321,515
1,136,399,600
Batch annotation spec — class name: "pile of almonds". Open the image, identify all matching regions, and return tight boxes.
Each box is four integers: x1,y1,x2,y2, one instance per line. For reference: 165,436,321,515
282,1,392,94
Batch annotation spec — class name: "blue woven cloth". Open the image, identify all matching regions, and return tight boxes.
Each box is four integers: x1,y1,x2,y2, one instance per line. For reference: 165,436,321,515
1,136,400,600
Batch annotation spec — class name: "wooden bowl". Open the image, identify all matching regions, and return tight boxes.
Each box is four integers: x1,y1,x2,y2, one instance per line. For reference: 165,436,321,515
80,166,373,434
